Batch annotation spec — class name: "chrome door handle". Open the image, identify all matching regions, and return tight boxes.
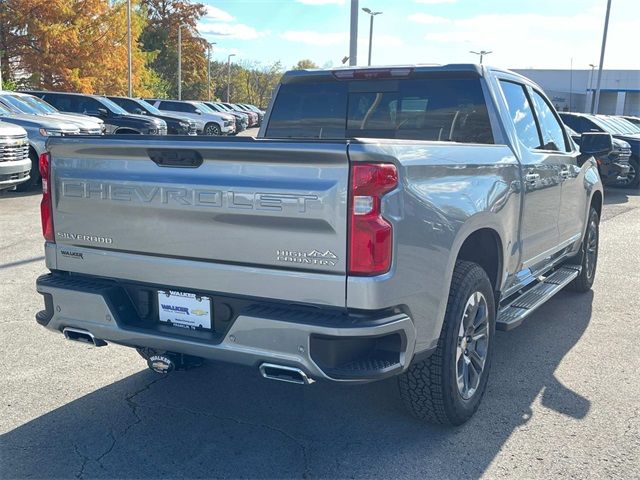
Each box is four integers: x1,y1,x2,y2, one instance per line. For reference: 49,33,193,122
525,173,540,183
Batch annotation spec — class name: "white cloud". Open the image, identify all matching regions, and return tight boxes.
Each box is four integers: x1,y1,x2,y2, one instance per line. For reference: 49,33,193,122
295,0,344,4
204,5,235,22
408,13,449,24
281,31,346,46
414,0,457,3
200,22,266,41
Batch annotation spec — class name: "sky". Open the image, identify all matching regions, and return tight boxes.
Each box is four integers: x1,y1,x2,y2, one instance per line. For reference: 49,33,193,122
198,0,640,71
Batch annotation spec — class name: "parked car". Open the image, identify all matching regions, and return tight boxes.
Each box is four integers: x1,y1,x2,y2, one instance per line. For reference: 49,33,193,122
601,115,640,136
36,64,607,425
566,125,631,185
238,103,265,124
0,122,31,191
28,91,167,135
146,99,235,136
3,91,103,135
221,102,258,127
106,96,197,135
0,100,80,190
203,102,248,133
622,116,640,127
560,112,639,188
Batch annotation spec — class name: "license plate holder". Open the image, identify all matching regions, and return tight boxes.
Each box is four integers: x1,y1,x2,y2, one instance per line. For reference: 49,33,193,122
157,290,212,331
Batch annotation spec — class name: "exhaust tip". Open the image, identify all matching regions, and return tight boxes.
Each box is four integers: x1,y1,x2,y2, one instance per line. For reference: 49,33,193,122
63,327,107,347
259,363,314,385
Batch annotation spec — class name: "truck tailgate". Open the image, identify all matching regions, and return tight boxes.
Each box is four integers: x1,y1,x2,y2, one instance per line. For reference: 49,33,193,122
48,137,349,303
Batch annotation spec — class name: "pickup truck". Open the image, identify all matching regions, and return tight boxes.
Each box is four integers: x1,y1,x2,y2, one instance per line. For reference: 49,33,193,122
0,121,31,190
35,65,610,425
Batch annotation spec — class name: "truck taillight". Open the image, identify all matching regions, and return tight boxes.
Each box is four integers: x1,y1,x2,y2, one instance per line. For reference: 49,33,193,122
39,152,54,242
348,163,398,276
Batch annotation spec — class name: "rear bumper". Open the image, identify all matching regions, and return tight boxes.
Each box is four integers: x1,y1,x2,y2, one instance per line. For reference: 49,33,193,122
36,273,416,383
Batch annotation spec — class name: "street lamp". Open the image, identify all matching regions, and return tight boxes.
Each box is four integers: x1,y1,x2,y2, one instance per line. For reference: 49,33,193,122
588,63,597,113
362,7,382,66
207,42,216,102
227,53,236,103
470,50,492,64
127,0,132,97
178,23,188,100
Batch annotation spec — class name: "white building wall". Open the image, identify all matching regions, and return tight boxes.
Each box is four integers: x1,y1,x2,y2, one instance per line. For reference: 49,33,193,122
513,69,640,115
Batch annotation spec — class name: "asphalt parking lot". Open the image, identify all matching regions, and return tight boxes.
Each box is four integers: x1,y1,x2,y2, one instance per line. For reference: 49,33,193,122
1,186,638,479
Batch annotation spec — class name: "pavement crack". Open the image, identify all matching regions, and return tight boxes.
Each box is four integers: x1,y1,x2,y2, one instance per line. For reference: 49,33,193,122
72,444,90,479
122,374,167,436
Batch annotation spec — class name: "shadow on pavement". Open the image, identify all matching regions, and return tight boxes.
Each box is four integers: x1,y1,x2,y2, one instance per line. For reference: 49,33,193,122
603,186,639,205
1,291,593,479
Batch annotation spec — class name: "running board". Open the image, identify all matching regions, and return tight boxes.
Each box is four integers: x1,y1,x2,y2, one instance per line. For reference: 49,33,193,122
497,266,581,331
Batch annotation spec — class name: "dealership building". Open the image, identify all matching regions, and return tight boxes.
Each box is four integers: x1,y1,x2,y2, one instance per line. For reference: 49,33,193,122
513,69,640,116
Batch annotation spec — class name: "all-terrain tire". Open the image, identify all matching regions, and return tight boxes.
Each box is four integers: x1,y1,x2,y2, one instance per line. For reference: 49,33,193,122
566,207,600,293
398,261,496,425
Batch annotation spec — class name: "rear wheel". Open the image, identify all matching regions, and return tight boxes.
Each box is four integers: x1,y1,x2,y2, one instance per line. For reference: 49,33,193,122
398,261,495,425
566,207,599,293
204,123,221,136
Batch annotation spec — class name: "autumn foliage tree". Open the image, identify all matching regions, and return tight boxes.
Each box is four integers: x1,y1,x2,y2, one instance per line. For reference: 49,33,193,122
140,0,208,99
1,0,162,95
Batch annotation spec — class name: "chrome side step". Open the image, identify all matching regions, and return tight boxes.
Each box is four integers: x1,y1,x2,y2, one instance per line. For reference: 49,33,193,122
497,266,581,331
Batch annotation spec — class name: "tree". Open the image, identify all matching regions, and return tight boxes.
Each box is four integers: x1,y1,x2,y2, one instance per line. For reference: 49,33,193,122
293,59,318,70
140,0,208,99
1,0,159,95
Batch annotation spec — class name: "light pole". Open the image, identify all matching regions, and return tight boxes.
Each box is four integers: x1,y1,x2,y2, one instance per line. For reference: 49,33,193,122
362,8,382,66
593,0,611,114
349,0,358,66
178,23,187,100
588,63,597,112
226,53,236,103
470,50,492,64
207,42,216,101
127,0,132,97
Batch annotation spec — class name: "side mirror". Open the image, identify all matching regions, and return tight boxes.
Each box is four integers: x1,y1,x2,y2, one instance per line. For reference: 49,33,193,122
194,109,202,115
134,108,145,115
580,132,613,157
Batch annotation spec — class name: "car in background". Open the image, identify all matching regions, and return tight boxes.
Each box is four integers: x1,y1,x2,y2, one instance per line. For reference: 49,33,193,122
566,125,631,186
28,91,167,135
560,112,639,188
221,102,258,127
0,122,31,191
601,115,640,136
0,100,80,190
106,96,197,135
202,102,248,133
146,99,235,136
4,91,103,135
238,103,265,124
622,116,640,127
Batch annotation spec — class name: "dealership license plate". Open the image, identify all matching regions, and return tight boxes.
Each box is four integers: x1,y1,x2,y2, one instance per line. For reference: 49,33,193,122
157,290,212,330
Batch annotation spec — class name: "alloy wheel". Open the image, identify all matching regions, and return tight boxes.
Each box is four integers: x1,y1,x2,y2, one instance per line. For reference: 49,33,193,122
456,291,490,400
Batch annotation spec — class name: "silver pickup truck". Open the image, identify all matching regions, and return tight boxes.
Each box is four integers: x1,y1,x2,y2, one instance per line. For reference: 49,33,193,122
35,65,611,425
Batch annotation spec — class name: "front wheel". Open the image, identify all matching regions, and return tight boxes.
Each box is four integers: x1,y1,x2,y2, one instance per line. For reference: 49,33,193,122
566,207,599,293
204,123,221,136
398,261,496,425
620,157,639,189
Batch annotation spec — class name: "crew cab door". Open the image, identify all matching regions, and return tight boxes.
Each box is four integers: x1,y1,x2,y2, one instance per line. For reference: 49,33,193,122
527,87,585,246
498,79,562,271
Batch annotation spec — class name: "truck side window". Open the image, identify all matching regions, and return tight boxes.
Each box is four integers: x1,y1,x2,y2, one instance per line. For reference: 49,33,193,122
499,80,541,150
530,90,569,152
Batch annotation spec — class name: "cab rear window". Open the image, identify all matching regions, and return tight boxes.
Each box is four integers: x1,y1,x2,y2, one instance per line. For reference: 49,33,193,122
265,76,494,144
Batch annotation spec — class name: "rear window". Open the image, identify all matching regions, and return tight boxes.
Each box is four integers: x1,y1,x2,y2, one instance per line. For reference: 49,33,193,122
265,77,494,144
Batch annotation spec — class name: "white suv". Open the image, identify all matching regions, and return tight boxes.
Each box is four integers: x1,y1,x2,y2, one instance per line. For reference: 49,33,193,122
147,99,235,135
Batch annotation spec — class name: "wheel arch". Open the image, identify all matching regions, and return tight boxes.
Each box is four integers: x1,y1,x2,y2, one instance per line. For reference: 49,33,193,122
455,227,504,293
113,128,142,134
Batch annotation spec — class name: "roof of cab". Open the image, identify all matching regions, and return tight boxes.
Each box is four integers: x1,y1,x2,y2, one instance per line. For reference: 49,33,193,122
280,64,486,83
